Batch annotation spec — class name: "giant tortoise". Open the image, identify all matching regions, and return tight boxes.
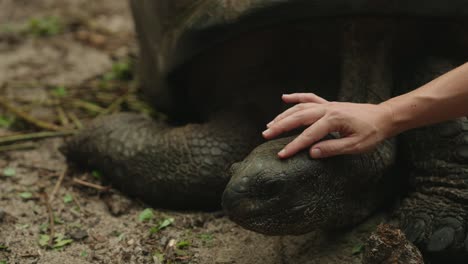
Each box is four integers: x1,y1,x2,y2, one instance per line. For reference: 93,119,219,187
63,1,468,262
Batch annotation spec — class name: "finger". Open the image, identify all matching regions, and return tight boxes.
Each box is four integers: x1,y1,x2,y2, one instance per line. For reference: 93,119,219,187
267,103,317,127
309,137,359,158
263,108,324,139
282,93,329,104
278,118,332,159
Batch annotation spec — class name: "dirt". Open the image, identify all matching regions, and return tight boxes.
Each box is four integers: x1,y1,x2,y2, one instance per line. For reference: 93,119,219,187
0,1,375,263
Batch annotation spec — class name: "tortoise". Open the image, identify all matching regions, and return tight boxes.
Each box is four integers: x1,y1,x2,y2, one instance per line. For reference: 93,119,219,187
63,0,468,262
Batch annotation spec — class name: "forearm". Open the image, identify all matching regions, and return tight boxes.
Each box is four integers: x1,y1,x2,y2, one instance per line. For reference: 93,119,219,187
381,62,468,136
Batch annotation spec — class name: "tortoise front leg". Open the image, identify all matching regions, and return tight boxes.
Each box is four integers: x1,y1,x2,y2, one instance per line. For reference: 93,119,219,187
395,58,468,262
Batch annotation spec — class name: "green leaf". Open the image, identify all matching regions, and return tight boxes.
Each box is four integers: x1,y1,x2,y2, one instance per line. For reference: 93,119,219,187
176,240,190,249
63,194,73,204
199,233,213,241
54,216,64,225
351,244,364,255
150,217,174,234
39,234,50,247
39,223,49,233
0,244,8,250
91,170,102,180
17,224,30,229
117,233,125,241
0,260,7,264
53,238,73,249
80,250,88,257
103,60,133,82
2,168,16,177
19,192,33,199
138,208,154,222
153,251,165,262
0,116,14,128
52,85,67,97
159,218,174,229
25,16,62,37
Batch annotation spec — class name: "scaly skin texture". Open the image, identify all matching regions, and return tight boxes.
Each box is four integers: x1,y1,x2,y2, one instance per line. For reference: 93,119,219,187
223,136,396,235
223,20,398,235
395,57,468,262
63,112,261,209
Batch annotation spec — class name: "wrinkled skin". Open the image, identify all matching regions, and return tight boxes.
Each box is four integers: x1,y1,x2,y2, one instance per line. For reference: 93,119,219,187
223,136,396,235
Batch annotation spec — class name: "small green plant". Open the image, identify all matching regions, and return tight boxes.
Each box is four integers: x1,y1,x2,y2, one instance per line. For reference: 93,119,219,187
149,217,174,234
52,233,73,249
199,233,213,242
80,250,88,257
351,244,364,255
138,208,154,222
53,216,64,225
0,116,14,128
25,16,62,37
153,251,165,262
19,192,33,200
17,224,30,229
52,85,67,97
38,233,73,249
63,194,73,204
2,168,16,177
176,240,190,249
39,223,49,233
102,59,133,82
38,234,50,247
91,170,102,180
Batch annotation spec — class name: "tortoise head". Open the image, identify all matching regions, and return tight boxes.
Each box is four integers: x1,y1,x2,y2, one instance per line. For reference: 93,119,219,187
222,136,352,235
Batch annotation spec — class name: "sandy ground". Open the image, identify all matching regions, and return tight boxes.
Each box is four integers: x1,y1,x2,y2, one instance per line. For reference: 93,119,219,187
0,1,373,263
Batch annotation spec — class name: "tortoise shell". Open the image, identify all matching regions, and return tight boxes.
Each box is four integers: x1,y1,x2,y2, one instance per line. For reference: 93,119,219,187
130,0,468,118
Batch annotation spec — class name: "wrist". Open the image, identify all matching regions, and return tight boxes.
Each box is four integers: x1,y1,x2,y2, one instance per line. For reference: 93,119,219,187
378,100,404,138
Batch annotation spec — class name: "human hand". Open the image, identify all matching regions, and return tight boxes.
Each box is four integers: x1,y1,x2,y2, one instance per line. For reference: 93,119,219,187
262,93,395,159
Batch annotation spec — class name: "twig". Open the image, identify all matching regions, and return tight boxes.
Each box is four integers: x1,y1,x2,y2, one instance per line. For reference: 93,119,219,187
0,131,76,145
73,178,109,191
18,164,58,173
0,142,36,152
49,167,67,202
72,99,104,114
67,111,83,129
101,87,135,116
70,192,82,211
56,106,70,127
42,193,55,247
0,96,64,131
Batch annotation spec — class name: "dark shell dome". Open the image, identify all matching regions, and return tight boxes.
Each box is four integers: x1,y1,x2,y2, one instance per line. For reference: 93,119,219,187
130,0,468,117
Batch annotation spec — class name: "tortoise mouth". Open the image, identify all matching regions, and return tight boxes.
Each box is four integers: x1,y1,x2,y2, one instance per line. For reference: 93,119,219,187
222,190,325,235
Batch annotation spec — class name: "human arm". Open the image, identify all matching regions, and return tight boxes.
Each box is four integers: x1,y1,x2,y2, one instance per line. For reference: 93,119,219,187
263,62,468,159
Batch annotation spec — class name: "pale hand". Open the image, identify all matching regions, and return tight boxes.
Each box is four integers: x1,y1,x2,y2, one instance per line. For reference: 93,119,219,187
263,93,395,159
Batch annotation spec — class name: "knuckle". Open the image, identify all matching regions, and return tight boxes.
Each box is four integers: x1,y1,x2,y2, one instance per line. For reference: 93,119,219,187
302,130,317,141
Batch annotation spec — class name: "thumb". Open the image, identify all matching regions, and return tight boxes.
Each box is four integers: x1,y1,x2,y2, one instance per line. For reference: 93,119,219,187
309,137,358,158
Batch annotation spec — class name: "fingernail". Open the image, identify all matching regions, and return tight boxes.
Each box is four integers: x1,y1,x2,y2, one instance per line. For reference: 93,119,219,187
262,129,271,137
278,149,286,157
311,148,322,158
266,121,273,128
